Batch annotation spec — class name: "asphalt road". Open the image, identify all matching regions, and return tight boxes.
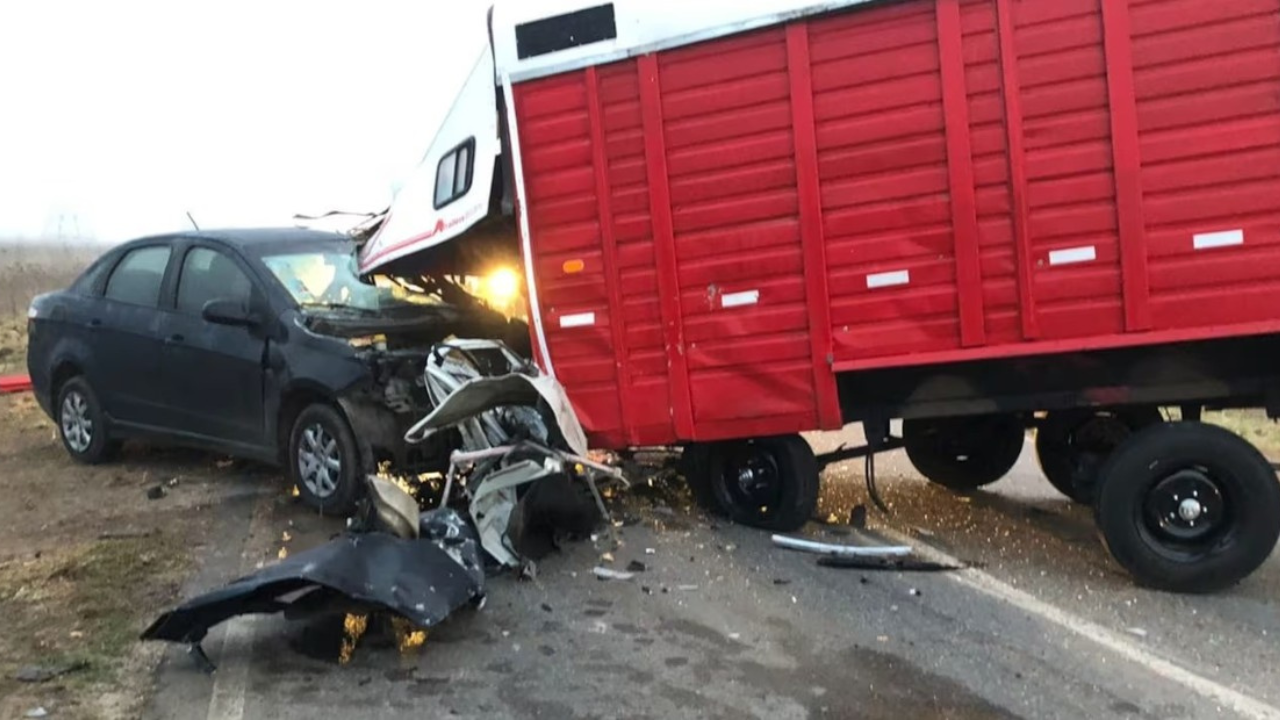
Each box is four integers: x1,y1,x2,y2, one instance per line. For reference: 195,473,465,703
146,432,1280,720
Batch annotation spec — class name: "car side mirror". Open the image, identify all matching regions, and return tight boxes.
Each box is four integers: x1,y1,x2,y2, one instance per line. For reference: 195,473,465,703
202,299,258,328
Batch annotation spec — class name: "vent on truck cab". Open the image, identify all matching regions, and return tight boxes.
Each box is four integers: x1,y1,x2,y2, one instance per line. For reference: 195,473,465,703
515,4,617,60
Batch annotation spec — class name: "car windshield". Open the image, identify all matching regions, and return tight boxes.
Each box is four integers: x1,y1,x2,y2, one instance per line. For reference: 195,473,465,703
261,251,445,313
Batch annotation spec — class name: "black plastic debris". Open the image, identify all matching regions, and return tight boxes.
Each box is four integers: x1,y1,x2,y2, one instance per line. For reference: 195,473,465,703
816,556,964,572
626,560,647,573
13,661,88,683
141,509,485,669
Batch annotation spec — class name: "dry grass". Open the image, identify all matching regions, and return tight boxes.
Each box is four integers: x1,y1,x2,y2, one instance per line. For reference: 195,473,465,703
0,241,103,374
0,242,102,318
0,538,190,719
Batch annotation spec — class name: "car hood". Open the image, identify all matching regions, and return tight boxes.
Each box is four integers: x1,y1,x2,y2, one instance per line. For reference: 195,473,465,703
300,304,530,356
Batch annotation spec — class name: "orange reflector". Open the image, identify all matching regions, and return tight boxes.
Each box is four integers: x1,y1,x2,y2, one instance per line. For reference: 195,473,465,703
563,259,586,274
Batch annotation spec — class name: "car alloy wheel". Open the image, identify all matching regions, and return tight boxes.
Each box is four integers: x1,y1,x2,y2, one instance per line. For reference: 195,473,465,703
61,390,93,454
298,423,342,499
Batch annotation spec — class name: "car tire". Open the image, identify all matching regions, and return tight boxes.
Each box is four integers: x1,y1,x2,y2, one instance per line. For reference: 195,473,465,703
904,414,1024,492
56,377,119,465
1094,422,1280,593
1036,407,1162,504
684,436,819,532
289,404,362,516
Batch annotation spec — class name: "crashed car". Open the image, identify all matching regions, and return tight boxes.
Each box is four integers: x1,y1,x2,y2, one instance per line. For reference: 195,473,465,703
141,339,627,669
26,228,530,513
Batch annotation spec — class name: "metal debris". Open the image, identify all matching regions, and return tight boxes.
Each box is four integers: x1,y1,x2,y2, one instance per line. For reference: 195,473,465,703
772,535,912,558
593,567,635,581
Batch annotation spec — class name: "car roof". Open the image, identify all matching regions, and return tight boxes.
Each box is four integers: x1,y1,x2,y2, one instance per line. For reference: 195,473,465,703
122,227,355,254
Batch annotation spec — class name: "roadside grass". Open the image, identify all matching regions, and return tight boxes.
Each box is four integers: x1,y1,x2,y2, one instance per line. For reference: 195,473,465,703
0,314,25,375
0,536,190,719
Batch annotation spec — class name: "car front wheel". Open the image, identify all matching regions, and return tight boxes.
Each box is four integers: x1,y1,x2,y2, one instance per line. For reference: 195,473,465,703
56,377,119,464
289,404,362,516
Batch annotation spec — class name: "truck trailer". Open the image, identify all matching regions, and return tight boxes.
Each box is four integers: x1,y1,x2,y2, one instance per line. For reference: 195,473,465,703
359,0,1280,592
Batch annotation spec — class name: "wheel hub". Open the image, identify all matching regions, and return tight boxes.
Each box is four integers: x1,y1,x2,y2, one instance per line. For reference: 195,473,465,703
1144,469,1226,542
725,448,782,514
1177,498,1204,522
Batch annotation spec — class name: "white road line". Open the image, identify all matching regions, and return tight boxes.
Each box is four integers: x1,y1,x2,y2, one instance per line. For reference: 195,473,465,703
878,527,1280,720
204,500,275,720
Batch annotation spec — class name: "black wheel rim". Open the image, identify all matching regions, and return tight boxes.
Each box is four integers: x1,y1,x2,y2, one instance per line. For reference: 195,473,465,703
1138,466,1232,561
719,444,783,520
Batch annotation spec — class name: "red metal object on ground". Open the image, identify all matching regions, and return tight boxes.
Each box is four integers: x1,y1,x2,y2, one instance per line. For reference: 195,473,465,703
0,375,32,395
502,0,1280,448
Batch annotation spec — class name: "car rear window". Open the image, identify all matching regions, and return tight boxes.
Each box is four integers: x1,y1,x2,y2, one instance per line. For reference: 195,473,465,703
104,246,171,307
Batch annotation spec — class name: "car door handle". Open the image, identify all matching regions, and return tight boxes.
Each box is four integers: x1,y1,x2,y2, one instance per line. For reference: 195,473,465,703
88,318,102,328
166,334,185,345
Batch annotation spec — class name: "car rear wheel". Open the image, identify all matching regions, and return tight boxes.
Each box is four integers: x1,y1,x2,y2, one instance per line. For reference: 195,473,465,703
289,404,362,516
56,377,119,465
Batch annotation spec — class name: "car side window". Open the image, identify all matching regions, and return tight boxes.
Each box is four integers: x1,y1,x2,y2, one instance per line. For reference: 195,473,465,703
103,246,172,307
176,248,254,315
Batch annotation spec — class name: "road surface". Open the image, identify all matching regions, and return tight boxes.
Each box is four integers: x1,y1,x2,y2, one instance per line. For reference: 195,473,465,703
147,432,1280,720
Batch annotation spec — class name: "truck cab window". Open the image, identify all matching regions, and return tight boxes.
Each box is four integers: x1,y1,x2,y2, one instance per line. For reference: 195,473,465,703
434,138,475,209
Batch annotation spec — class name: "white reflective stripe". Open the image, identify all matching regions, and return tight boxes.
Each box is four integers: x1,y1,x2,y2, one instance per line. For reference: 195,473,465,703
503,75,554,378
721,290,760,308
867,270,910,289
560,312,597,329
1049,246,1096,266
1193,229,1244,250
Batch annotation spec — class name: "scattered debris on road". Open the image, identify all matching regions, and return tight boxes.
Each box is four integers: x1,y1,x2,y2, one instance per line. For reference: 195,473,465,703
593,567,635,581
816,556,965,572
142,503,486,671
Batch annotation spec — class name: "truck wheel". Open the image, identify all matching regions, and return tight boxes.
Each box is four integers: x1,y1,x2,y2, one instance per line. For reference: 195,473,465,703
1095,422,1280,593
289,404,362,516
683,436,819,532
56,377,119,465
1036,407,1162,504
904,415,1024,491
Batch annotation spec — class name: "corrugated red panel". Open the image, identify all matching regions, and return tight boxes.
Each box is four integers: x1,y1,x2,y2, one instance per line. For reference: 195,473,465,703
1131,0,1280,329
658,26,820,434
513,0,1280,447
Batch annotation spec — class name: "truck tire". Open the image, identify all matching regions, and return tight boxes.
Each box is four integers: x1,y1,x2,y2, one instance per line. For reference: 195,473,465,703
683,436,819,532
289,403,363,516
904,415,1024,492
1036,407,1163,505
1095,422,1280,593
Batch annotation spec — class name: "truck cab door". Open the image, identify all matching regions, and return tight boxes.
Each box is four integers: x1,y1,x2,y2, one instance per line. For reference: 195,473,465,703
359,45,500,274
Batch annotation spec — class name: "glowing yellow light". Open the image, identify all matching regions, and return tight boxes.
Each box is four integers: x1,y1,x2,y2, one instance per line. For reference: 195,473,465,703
482,267,522,307
563,259,586,274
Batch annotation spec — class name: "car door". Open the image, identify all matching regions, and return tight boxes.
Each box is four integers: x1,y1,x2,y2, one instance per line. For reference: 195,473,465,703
91,244,173,428
157,245,268,446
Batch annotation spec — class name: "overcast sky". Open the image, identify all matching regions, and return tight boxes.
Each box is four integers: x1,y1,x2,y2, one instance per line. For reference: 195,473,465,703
0,0,490,244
